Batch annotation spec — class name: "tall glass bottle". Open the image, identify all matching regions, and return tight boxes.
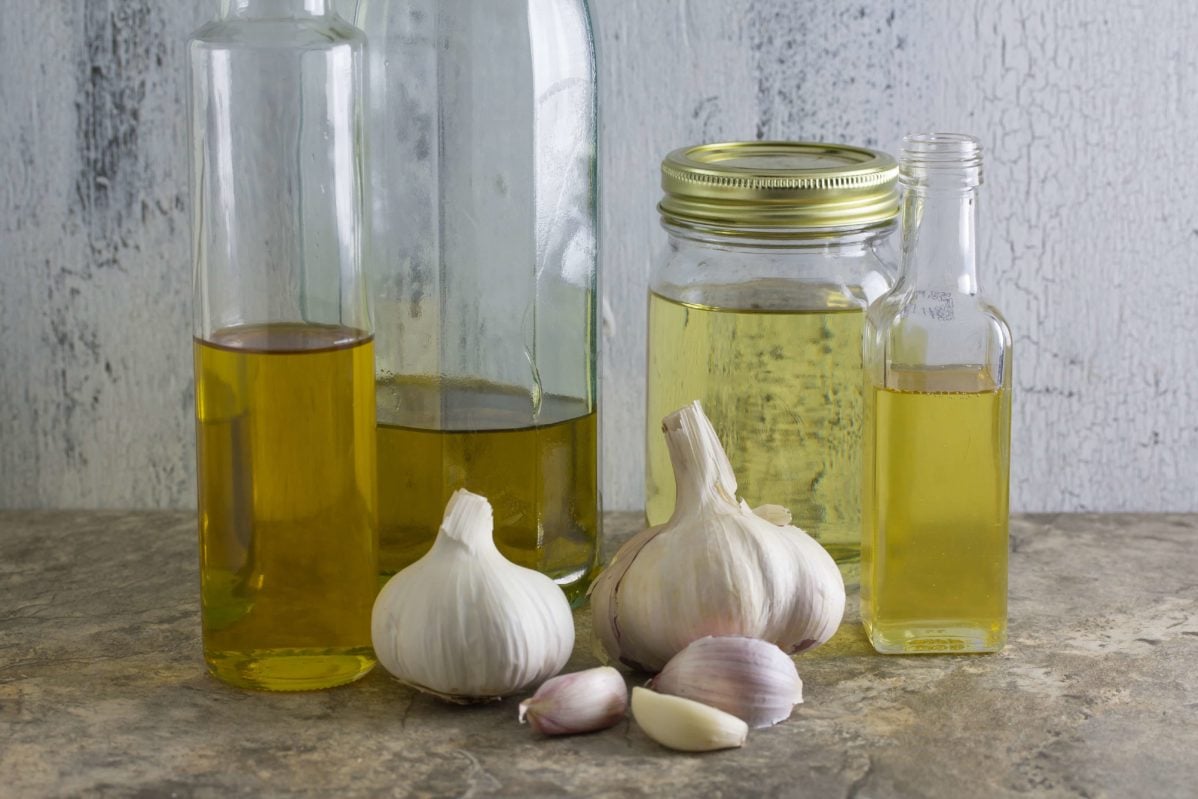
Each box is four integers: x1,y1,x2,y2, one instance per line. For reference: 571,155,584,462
862,134,1012,654
189,0,377,690
350,0,600,603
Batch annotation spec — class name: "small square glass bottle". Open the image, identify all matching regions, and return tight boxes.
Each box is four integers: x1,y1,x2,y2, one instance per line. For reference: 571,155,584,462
862,134,1012,654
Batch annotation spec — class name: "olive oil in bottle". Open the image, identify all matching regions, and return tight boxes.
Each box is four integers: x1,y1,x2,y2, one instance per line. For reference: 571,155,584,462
195,324,378,690
646,282,866,565
862,366,1010,653
861,133,1011,655
375,378,599,605
189,0,373,689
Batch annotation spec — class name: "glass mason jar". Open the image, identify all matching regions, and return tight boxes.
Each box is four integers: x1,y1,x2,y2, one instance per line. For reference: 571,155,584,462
646,142,898,579
189,0,377,690
861,134,1012,654
349,0,600,603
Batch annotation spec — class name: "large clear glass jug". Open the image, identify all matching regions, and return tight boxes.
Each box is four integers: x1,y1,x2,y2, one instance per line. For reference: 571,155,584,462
348,0,600,603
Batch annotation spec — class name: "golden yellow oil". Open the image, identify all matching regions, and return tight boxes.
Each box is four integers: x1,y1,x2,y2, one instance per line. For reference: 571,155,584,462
646,284,866,570
862,366,1010,654
375,378,599,605
194,323,378,690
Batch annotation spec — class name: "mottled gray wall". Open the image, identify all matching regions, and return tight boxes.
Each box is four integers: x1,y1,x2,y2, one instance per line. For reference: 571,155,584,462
597,0,1198,513
2,0,1195,511
0,1,209,509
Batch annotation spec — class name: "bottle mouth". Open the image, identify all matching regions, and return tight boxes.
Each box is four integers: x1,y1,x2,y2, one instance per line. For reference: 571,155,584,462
900,133,983,186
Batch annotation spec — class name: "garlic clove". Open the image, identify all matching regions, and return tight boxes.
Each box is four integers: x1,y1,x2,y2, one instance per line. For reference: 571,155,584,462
518,667,628,735
630,687,748,752
588,524,665,671
648,636,803,728
371,489,575,702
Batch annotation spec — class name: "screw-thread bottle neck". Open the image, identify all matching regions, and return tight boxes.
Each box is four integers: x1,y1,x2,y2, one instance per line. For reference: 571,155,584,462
220,0,332,19
898,133,983,294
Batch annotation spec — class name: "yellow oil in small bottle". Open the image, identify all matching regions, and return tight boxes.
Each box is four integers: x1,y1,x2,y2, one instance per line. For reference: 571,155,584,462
646,283,866,571
375,378,599,604
862,366,1010,654
195,323,378,690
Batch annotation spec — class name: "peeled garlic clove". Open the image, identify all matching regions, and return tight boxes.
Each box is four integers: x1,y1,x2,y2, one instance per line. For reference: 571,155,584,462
518,667,628,735
649,636,803,728
631,687,747,752
371,489,574,702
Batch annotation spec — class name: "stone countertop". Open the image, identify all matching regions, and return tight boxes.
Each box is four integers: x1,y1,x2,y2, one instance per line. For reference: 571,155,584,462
1,512,1196,798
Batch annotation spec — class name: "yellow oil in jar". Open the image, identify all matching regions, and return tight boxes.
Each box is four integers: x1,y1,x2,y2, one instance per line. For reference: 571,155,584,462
375,378,599,605
194,324,377,691
862,366,1010,654
646,284,866,570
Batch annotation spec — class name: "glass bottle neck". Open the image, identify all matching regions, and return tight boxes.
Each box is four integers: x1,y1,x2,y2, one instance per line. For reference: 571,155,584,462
899,185,979,294
220,0,331,18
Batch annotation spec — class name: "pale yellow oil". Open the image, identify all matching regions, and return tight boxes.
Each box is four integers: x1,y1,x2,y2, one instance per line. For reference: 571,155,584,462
862,366,1010,654
646,284,866,570
375,378,599,605
194,324,377,691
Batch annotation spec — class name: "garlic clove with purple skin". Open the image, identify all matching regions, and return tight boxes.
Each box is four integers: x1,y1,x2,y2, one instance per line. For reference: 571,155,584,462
518,667,628,735
648,636,803,728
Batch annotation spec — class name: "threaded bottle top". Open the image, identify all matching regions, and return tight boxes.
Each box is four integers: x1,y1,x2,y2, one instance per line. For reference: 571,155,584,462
899,133,983,188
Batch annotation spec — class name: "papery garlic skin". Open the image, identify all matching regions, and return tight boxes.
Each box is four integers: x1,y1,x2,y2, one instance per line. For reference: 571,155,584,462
518,667,628,735
372,489,574,702
589,523,661,667
631,687,747,752
649,636,803,728
591,401,845,671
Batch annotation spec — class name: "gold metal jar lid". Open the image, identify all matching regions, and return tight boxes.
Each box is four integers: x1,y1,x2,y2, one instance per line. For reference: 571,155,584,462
659,141,899,236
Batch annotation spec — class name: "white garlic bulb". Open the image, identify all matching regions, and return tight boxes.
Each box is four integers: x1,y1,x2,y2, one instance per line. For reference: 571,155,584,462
591,401,845,672
649,636,803,728
371,489,575,702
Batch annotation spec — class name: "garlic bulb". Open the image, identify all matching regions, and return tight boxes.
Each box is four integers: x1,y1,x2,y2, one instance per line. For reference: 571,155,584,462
631,687,747,752
590,401,845,672
371,489,574,702
649,636,803,728
518,667,628,735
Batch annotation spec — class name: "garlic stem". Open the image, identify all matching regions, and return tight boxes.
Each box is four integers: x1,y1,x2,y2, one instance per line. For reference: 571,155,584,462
663,400,739,516
434,488,495,554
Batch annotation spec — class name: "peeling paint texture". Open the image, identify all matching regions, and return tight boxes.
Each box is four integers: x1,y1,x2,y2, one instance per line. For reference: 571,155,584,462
2,1,1196,511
